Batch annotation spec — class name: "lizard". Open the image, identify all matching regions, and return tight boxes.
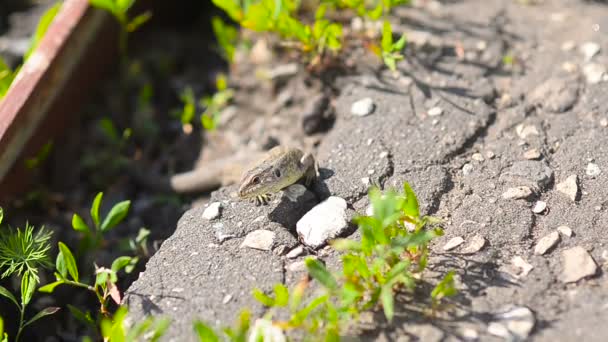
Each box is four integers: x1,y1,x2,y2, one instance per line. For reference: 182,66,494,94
237,146,319,205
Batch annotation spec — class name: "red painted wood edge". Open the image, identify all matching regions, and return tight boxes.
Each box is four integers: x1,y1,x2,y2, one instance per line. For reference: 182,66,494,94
0,0,118,203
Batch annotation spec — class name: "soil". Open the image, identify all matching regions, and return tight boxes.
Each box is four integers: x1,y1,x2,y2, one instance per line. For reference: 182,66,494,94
2,0,608,341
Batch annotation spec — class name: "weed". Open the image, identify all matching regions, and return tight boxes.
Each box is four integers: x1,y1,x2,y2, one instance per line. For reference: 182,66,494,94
97,306,170,342
212,16,239,63
0,209,60,341
201,74,234,130
378,21,406,71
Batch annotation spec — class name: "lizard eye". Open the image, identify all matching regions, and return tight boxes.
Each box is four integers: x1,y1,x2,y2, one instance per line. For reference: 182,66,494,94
252,176,260,184
274,169,281,178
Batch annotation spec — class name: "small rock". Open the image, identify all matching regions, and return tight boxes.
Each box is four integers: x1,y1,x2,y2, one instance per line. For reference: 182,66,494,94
351,97,376,116
249,319,286,342
532,201,547,214
361,177,370,186
250,39,272,64
524,149,541,160
534,231,560,255
586,163,601,177
213,223,236,243
511,256,534,278
580,42,601,61
499,160,554,191
286,246,304,259
460,235,486,254
462,163,473,176
600,118,608,127
428,106,444,116
443,236,465,251
273,245,288,256
460,327,479,341
556,175,579,202
557,225,573,237
222,294,233,304
297,197,349,248
486,151,496,159
562,246,598,283
287,259,312,272
583,63,606,84
472,153,484,162
488,306,535,340
502,186,533,200
240,230,276,251
516,124,539,139
202,202,222,220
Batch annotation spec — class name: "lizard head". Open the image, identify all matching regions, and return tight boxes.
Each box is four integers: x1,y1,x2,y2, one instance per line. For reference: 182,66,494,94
237,164,292,199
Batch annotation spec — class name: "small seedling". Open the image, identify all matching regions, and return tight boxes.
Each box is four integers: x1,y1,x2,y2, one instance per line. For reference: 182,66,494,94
0,211,59,342
431,270,457,309
200,74,234,130
212,16,239,63
98,306,170,342
377,21,406,71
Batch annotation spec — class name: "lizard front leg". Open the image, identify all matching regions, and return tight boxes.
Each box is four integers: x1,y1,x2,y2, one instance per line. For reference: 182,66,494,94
300,153,319,186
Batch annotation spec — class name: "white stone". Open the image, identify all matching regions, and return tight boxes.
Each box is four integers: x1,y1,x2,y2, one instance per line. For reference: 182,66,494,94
488,306,535,340
240,230,275,251
583,63,606,84
523,149,541,160
532,201,547,214
516,124,539,139
556,175,579,202
428,106,444,116
222,294,233,304
562,246,597,283
600,118,608,127
286,246,304,259
534,231,560,255
511,256,533,278
471,153,484,162
580,42,601,61
502,186,533,200
460,235,486,254
462,163,473,176
586,163,601,177
202,202,222,220
486,151,496,159
443,236,465,251
557,225,573,237
249,319,286,342
351,97,375,116
297,196,348,248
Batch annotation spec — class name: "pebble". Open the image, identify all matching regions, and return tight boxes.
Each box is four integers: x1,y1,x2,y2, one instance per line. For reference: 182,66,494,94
534,231,560,255
516,124,539,139
268,63,298,79
486,151,496,159
286,246,304,259
471,153,484,162
213,223,236,243
222,294,233,304
600,118,608,127
556,175,579,202
499,160,554,190
511,256,534,278
462,163,473,176
524,149,541,160
443,236,465,251
562,246,598,283
532,201,547,214
296,196,349,248
240,230,276,251
583,63,607,84
586,162,601,177
460,327,479,341
202,202,222,220
557,225,573,237
361,177,370,186
460,235,486,254
487,306,535,340
428,106,444,116
287,259,310,272
249,319,286,342
502,186,533,200
351,97,376,116
580,42,601,61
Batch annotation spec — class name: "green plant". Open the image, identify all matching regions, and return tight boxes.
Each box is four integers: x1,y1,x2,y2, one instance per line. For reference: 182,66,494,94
378,21,405,71
89,0,152,57
71,192,131,254
24,2,62,60
324,0,410,19
194,310,252,342
212,16,239,63
25,141,54,170
0,57,16,99
39,242,137,316
174,87,197,125
430,270,457,309
200,74,234,130
0,210,59,342
97,306,170,342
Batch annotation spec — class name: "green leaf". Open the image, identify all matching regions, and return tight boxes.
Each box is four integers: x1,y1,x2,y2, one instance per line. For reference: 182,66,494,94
273,284,289,307
116,0,135,13
89,0,117,14
67,304,96,329
100,200,131,232
330,238,362,252
23,307,60,328
38,281,64,293
111,256,133,273
380,285,394,321
0,285,19,308
127,11,152,32
149,318,171,342
193,321,220,342
252,288,275,307
292,295,328,324
402,182,420,218
21,272,36,306
211,0,243,22
71,214,89,233
58,242,78,282
305,258,337,290
381,21,393,52
24,2,61,60
368,4,383,20
431,271,458,301
56,251,67,278
91,192,103,229
0,207,3,225
393,34,407,51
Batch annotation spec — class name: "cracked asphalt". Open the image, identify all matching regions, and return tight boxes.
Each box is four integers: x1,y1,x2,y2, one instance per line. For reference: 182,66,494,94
124,0,608,340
